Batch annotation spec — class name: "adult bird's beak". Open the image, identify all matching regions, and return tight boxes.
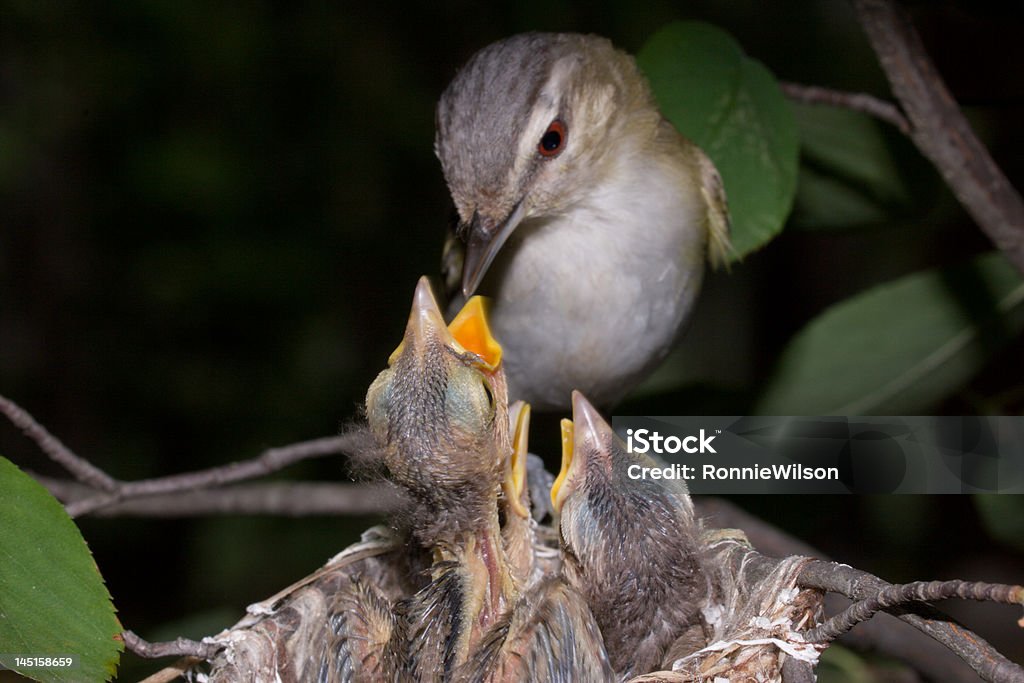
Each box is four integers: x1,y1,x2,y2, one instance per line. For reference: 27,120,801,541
462,200,527,297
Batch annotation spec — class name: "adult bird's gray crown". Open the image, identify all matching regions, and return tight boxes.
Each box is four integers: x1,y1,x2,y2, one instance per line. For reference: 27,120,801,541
436,32,730,410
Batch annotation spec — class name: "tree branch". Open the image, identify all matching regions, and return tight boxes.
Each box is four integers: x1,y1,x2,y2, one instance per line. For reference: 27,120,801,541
852,0,1024,275
798,560,1024,683
0,393,118,491
804,579,1024,643
699,498,1007,683
780,81,910,133
2,393,374,517
37,476,397,517
64,433,363,517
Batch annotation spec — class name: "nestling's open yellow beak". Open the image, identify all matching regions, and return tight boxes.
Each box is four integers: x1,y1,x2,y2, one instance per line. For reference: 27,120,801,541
387,278,502,373
448,295,502,370
551,417,575,513
503,400,531,519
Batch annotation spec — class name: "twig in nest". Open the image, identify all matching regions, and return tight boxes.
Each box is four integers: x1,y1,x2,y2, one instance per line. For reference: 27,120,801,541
123,629,219,660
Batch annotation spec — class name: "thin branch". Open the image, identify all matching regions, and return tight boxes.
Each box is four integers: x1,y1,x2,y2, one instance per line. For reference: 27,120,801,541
0,393,118,491
804,579,1024,643
780,81,910,134
853,0,1024,275
798,559,1024,683
65,433,362,517
37,476,397,517
692,498,1000,683
123,629,218,660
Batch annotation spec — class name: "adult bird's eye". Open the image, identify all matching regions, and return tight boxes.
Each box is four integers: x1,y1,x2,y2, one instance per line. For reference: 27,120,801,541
538,119,567,157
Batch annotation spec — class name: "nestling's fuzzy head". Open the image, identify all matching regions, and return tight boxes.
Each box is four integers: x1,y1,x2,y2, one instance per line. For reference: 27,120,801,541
364,277,508,540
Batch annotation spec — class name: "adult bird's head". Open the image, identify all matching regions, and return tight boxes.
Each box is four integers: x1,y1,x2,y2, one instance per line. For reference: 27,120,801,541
436,32,663,298
365,277,506,542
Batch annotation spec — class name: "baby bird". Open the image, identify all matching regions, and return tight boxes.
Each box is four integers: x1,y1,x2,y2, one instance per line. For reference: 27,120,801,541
365,277,515,679
456,576,615,683
437,33,730,410
552,391,710,678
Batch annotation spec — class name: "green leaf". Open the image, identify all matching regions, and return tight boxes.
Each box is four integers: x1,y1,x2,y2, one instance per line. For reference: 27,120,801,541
0,457,122,682
755,252,1024,415
790,102,912,229
638,21,799,259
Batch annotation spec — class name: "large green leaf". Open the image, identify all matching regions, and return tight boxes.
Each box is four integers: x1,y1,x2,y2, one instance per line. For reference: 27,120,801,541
0,457,122,682
790,102,912,229
638,22,799,259
755,252,1024,414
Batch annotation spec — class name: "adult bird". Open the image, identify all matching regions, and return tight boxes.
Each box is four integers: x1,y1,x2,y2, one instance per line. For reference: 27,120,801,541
436,32,730,410
552,390,711,678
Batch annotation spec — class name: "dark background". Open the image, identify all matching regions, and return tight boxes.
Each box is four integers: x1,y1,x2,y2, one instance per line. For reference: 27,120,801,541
1,1,1022,679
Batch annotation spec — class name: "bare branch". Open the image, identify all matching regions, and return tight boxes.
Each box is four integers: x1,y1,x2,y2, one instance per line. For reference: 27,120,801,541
0,393,118,491
853,0,1024,275
780,81,910,133
700,497,1006,683
123,629,219,660
804,579,1024,643
37,476,398,517
65,433,362,518
798,560,1024,683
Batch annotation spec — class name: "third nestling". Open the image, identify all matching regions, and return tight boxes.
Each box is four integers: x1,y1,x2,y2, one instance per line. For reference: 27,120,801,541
552,390,712,679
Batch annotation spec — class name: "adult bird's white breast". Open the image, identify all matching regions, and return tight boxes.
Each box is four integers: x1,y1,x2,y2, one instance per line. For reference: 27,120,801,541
483,126,710,410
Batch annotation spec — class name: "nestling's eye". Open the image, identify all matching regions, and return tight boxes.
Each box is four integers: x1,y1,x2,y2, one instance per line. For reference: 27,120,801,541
538,119,567,158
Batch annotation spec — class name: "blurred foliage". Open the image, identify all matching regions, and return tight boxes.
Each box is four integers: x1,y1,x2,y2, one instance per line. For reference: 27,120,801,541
755,252,1024,414
1,0,1023,679
790,101,916,229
